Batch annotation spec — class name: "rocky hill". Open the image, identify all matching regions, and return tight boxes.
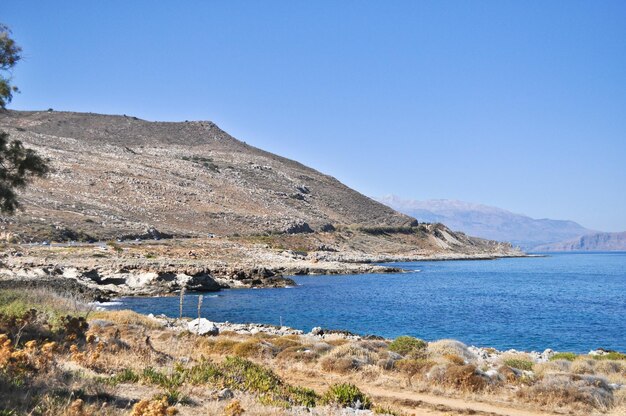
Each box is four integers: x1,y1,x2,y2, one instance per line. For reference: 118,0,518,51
377,195,594,250
533,231,626,252
0,110,416,241
0,110,523,296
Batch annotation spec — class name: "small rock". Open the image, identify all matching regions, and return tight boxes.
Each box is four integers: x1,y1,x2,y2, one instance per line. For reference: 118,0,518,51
218,388,234,400
310,326,323,336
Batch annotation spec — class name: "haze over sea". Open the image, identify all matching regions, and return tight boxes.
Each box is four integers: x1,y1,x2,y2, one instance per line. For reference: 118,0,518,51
107,252,626,353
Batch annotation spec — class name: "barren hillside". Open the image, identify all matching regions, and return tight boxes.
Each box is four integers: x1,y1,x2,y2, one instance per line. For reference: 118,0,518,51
0,110,415,241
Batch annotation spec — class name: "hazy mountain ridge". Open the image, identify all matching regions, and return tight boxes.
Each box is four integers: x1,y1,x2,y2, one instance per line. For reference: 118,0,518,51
533,231,626,252
376,195,595,250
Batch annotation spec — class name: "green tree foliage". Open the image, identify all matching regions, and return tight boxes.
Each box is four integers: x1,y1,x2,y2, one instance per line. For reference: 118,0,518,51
0,24,49,213
0,24,22,108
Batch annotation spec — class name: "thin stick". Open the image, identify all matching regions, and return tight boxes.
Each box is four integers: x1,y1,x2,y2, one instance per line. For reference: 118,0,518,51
179,287,186,319
197,295,203,320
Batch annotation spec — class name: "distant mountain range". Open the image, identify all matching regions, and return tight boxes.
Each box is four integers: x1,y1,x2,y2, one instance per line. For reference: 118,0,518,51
533,231,626,252
376,195,597,251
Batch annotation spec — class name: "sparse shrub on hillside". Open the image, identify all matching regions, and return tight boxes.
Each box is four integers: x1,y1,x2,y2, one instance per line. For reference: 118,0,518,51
373,405,405,416
224,399,245,416
429,364,488,392
322,383,371,409
550,352,578,361
320,343,377,374
277,345,319,363
427,339,476,362
534,359,572,377
517,373,614,412
388,336,427,357
503,358,534,371
570,358,596,374
443,354,466,365
233,338,269,358
394,358,436,386
130,397,178,416
593,351,626,361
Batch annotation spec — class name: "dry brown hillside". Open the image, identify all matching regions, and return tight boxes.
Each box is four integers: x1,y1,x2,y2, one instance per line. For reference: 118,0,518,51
0,110,415,241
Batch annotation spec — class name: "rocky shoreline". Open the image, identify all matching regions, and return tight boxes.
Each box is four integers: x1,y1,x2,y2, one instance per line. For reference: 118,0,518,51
0,236,525,300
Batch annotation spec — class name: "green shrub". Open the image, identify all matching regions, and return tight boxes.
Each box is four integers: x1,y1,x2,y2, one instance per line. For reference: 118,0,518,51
106,368,139,385
549,352,578,361
592,351,626,361
186,360,223,385
322,383,371,409
388,336,427,357
503,358,534,371
373,405,404,416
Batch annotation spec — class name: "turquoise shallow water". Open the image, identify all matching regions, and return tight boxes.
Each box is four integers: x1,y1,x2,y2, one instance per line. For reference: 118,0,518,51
106,252,626,352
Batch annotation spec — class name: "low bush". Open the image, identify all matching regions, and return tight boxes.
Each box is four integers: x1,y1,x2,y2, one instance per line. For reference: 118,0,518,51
517,373,614,412
224,399,245,416
550,352,578,361
593,352,626,361
322,383,371,409
388,336,427,357
427,339,475,362
503,358,534,371
233,339,265,357
429,364,487,392
320,356,357,373
276,345,319,363
570,358,596,374
394,358,436,385
443,353,465,365
130,397,178,416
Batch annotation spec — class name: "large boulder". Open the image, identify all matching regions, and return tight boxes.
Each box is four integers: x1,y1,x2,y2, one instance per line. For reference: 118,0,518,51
188,318,219,336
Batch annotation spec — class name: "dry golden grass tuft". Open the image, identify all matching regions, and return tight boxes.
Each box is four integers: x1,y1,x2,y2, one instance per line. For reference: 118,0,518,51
276,345,319,363
90,310,163,329
130,397,178,416
516,373,614,413
426,339,476,362
269,336,302,350
232,338,270,358
428,363,488,392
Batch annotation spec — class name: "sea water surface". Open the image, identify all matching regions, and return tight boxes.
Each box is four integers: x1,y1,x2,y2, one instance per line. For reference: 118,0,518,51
105,252,626,352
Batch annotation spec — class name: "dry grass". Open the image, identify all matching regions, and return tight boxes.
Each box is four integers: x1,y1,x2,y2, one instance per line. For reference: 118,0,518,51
426,339,476,362
427,364,488,392
3,288,625,416
517,373,615,413
90,309,163,329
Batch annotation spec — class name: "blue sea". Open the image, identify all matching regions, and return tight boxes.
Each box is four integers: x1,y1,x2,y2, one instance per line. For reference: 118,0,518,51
105,252,626,353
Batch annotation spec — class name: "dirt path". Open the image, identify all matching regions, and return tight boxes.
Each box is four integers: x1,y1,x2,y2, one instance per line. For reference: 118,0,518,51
282,373,561,416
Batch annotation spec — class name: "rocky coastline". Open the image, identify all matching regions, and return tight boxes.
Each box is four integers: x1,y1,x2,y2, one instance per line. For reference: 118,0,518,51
99,313,625,393
0,235,525,300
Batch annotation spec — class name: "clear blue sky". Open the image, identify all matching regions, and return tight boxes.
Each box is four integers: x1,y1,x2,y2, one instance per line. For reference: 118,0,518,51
4,1,626,231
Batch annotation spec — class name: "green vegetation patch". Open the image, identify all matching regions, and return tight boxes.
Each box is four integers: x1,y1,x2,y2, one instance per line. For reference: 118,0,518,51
0,288,87,330
549,352,578,361
181,155,219,172
592,351,626,361
503,358,534,371
388,336,427,357
321,383,371,409
117,356,319,408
